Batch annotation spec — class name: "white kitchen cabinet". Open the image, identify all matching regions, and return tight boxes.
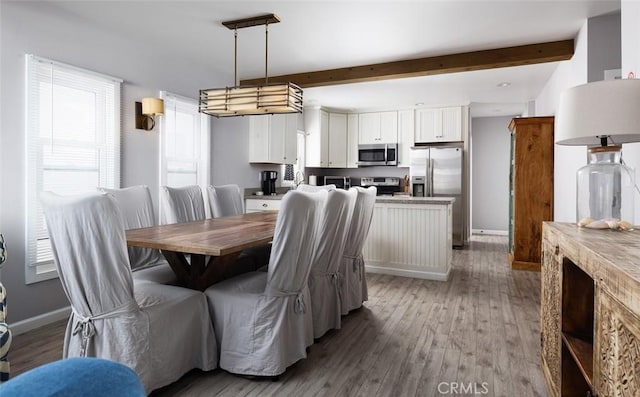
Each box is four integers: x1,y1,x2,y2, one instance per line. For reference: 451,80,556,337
415,106,462,143
362,200,453,281
328,113,347,168
347,114,359,168
305,108,328,167
249,114,297,164
358,111,398,144
397,110,414,167
244,198,281,213
305,108,349,168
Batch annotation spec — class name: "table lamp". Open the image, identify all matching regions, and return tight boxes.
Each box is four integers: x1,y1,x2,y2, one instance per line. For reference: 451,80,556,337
555,79,640,229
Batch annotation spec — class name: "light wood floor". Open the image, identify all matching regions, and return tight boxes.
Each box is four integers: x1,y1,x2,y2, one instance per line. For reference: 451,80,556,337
10,235,547,396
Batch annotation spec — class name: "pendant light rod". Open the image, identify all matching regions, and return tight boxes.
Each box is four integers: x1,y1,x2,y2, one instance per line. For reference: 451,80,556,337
265,22,269,84
234,28,238,86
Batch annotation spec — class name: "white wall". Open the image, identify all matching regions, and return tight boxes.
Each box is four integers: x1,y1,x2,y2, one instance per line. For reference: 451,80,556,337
210,117,281,190
588,13,621,83
621,0,640,225
535,20,589,222
470,116,513,232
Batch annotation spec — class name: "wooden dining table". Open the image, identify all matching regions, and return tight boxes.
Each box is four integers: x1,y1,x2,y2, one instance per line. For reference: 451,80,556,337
125,211,278,291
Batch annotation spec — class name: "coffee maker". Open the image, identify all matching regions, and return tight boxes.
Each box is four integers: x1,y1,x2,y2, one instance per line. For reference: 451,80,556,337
260,170,278,195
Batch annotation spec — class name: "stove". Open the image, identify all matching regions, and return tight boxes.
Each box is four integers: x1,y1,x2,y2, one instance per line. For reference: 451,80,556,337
360,177,402,195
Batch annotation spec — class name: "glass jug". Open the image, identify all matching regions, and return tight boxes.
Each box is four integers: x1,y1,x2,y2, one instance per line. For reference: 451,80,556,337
576,145,635,227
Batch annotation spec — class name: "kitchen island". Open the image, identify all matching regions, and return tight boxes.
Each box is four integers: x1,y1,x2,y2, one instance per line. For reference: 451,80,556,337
363,196,454,281
245,190,455,281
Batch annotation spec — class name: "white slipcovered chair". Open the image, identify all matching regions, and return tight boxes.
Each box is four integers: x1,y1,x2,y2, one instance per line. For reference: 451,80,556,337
159,185,206,224
296,183,336,192
308,188,357,339
98,185,176,285
339,186,377,314
41,192,217,393
204,190,327,376
207,184,244,217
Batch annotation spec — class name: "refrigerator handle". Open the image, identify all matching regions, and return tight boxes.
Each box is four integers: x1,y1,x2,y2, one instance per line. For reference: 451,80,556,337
427,157,433,196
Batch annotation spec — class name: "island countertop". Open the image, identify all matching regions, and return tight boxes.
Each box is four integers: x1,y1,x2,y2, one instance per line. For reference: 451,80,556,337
375,196,455,205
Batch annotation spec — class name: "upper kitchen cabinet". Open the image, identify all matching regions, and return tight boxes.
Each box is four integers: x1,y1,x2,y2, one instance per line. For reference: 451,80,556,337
249,114,297,164
359,111,398,144
347,114,359,168
328,113,347,168
397,110,414,167
305,108,348,168
415,106,463,143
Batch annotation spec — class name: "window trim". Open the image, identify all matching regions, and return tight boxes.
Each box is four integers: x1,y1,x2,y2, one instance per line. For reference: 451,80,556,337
24,54,122,284
158,91,211,218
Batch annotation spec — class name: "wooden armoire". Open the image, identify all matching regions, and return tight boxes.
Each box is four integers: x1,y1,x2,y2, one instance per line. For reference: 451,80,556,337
508,116,554,271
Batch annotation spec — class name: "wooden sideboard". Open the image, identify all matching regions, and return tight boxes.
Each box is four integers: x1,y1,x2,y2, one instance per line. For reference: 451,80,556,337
541,222,640,397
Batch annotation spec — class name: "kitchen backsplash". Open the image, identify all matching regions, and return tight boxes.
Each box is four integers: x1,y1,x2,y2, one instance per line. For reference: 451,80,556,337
305,166,410,187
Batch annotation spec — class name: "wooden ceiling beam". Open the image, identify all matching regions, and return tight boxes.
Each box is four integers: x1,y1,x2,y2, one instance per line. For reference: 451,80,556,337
240,39,574,88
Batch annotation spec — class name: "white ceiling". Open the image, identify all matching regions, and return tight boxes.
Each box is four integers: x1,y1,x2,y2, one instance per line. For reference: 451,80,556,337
48,0,621,117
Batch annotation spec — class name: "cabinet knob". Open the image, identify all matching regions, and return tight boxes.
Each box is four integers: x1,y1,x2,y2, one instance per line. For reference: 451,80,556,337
262,203,268,207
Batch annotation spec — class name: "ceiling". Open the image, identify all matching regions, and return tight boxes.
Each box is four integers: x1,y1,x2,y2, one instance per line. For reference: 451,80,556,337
48,0,620,117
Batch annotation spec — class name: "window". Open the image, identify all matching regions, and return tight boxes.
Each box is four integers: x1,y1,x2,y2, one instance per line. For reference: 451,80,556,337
25,55,122,283
282,131,306,187
159,92,210,206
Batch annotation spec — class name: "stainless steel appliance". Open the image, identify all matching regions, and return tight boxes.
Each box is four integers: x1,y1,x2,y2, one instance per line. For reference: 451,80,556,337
324,176,351,189
358,143,397,167
260,170,278,195
361,177,402,196
410,144,464,247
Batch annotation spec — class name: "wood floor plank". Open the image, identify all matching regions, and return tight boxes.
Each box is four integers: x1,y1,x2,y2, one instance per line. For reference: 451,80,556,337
8,235,548,397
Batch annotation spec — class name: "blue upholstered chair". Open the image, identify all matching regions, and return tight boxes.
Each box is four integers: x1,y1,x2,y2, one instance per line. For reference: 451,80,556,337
0,357,145,397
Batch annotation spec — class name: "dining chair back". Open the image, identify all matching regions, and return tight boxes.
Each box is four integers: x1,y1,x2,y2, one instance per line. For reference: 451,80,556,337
98,186,162,269
41,192,217,393
339,186,377,314
207,184,244,217
308,188,357,338
204,190,327,376
296,184,336,192
99,186,175,284
159,185,206,224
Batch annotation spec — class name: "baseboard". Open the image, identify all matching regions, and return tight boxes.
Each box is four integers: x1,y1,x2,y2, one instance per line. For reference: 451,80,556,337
472,229,508,236
365,265,450,281
10,306,71,336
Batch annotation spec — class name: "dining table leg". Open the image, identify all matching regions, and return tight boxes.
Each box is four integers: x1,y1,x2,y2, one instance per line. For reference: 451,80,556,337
160,250,242,291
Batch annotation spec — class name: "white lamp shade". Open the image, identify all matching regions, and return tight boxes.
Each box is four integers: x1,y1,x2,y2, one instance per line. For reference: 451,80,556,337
141,97,164,115
555,79,640,145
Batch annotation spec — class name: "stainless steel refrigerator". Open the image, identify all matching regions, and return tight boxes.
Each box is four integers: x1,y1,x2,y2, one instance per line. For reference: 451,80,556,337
410,144,464,247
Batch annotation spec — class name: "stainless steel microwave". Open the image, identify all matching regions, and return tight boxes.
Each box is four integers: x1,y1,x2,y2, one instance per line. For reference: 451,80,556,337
324,176,351,189
358,143,398,166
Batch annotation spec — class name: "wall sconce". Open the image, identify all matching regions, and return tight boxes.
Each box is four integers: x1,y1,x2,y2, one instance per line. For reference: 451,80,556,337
135,97,164,131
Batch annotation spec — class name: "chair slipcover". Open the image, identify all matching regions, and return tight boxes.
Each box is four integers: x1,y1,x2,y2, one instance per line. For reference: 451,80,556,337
207,184,244,217
308,189,357,339
159,185,206,224
339,186,377,314
296,184,337,192
41,192,217,393
204,190,326,376
97,186,176,284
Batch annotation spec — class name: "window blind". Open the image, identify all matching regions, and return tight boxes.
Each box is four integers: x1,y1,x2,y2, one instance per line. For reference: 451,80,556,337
25,54,122,283
160,92,210,189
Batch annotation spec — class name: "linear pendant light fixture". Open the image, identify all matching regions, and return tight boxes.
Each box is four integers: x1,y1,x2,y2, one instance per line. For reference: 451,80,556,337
199,13,303,118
